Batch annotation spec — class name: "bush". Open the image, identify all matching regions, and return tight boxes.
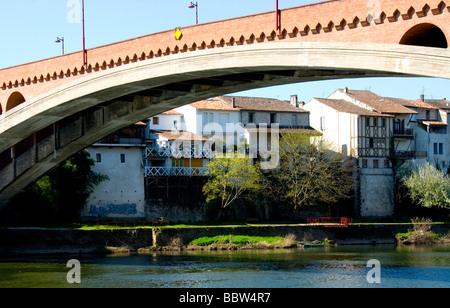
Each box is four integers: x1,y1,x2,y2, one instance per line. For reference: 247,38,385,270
396,218,441,245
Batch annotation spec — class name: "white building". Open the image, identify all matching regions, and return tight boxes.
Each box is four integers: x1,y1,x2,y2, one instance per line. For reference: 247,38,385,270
304,88,450,218
83,95,311,222
304,96,395,218
83,123,147,221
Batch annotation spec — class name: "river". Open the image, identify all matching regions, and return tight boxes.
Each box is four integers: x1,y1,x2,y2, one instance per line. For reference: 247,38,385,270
0,245,449,288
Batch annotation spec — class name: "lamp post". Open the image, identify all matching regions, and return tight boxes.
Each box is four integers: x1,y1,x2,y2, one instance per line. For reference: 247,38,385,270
82,0,87,67
55,37,65,55
276,0,280,30
188,2,198,25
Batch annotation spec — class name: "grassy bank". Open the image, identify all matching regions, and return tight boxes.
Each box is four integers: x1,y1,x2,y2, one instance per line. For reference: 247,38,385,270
189,235,295,247
396,218,450,245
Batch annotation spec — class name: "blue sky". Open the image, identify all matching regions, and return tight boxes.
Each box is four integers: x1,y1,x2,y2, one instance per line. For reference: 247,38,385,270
0,0,449,103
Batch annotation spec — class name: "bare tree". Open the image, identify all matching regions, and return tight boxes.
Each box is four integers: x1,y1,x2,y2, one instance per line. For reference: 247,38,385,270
268,133,356,217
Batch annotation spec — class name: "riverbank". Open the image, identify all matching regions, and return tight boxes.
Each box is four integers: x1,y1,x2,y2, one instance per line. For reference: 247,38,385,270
0,223,449,257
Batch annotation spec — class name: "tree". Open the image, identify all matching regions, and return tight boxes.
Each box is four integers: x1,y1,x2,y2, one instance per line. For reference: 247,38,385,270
400,161,450,209
203,156,263,220
10,150,109,223
268,133,356,217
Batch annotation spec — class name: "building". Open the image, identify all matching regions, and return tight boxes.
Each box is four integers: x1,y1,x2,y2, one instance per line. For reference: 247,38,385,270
82,95,311,222
304,96,396,218
82,122,148,221
409,96,449,171
304,88,450,218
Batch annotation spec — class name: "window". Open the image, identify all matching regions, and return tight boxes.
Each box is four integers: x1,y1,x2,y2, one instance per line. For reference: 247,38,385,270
292,114,297,126
120,154,126,164
366,138,386,149
270,113,277,124
435,143,444,155
152,117,159,125
173,120,178,131
248,112,255,123
362,159,368,168
373,118,377,127
172,159,183,167
320,117,326,131
366,138,374,148
373,159,379,169
426,110,431,120
384,159,390,168
203,112,214,126
219,113,229,126
381,118,386,127
365,118,370,127
96,153,102,163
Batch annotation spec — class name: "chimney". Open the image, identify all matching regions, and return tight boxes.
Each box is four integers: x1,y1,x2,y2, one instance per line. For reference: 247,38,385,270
344,87,348,93
290,95,298,108
232,97,236,108
420,94,425,102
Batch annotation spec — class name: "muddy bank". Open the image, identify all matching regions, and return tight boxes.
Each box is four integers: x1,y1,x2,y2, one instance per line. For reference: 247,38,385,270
0,224,449,256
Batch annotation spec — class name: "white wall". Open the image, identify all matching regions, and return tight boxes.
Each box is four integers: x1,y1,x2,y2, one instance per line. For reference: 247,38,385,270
175,105,200,135
83,146,146,220
303,98,357,155
148,114,184,132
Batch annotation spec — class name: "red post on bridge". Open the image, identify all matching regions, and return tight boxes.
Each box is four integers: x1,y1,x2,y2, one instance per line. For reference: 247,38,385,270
276,0,280,31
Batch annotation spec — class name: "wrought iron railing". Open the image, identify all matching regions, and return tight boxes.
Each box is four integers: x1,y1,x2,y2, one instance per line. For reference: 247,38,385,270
143,167,207,177
144,146,212,159
395,151,416,159
393,128,414,136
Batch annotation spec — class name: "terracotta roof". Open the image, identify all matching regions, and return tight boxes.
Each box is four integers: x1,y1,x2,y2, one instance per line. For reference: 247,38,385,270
154,130,207,141
216,96,308,113
386,97,437,110
419,120,448,127
312,98,392,117
161,109,183,115
245,127,320,135
190,99,237,111
341,89,416,114
424,99,450,110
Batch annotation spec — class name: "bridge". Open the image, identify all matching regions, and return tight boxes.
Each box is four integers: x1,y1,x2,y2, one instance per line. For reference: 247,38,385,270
0,0,450,207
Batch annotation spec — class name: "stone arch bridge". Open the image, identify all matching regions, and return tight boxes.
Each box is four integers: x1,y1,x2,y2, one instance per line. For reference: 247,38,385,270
1,0,450,207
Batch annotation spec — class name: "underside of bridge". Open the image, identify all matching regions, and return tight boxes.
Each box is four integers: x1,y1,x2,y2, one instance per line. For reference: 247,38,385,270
0,42,449,208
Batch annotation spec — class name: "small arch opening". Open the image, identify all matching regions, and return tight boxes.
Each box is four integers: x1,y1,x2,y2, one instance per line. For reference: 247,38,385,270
6,92,26,112
400,23,448,48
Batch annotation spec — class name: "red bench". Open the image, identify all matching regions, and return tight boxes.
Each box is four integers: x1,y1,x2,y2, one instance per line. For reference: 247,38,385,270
307,217,353,228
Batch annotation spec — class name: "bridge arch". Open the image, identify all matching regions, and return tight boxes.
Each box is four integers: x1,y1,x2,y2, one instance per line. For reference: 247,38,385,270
400,23,448,49
6,92,26,112
0,42,450,207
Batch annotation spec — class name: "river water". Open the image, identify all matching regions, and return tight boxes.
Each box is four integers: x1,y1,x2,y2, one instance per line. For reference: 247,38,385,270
0,245,449,288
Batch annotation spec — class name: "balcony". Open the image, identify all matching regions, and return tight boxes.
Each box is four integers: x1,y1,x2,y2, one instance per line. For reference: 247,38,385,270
395,151,416,159
393,128,414,138
144,167,207,177
144,146,212,159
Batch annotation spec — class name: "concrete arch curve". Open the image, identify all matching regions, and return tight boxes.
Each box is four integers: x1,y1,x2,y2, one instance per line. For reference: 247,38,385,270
1,42,450,206
6,92,26,112
400,23,448,48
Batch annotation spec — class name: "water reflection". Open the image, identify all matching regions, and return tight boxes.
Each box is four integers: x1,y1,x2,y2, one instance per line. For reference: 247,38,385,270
0,245,449,288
